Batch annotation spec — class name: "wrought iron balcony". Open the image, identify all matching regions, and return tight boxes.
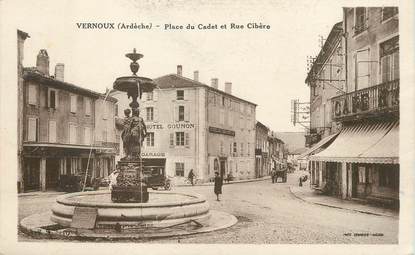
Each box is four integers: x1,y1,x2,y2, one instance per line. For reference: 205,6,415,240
332,79,399,121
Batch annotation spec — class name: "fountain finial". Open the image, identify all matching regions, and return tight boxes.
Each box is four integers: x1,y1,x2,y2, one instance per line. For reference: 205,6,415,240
125,49,143,75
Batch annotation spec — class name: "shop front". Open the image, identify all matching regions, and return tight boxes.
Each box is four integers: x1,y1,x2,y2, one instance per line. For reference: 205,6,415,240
310,120,399,207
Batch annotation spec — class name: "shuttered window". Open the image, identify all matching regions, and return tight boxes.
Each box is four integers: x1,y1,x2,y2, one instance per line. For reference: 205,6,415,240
355,48,370,89
84,127,91,145
28,84,37,105
27,118,38,141
169,133,174,147
49,120,57,143
69,124,77,144
185,133,190,147
380,36,399,83
85,98,91,116
70,95,77,113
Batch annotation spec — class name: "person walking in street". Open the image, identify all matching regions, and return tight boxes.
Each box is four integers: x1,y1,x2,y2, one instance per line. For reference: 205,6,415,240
214,172,223,201
188,169,195,186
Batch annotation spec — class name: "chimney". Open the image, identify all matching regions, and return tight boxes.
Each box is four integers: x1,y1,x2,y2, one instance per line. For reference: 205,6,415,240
177,65,182,76
193,71,199,82
225,82,232,94
54,63,64,81
36,49,49,76
211,78,218,89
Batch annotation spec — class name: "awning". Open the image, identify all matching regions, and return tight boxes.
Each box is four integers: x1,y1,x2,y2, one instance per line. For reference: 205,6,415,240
310,121,398,164
297,132,339,160
360,121,399,164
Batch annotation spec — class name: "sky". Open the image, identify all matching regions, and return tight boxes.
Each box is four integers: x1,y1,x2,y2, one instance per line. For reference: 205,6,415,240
3,0,353,132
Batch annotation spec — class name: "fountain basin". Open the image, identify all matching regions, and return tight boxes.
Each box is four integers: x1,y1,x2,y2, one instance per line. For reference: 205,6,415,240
51,190,210,228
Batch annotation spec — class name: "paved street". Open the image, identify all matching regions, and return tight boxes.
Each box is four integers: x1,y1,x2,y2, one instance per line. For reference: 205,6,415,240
18,172,398,244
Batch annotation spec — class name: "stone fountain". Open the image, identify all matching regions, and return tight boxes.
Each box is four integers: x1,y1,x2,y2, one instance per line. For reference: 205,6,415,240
19,50,237,240
110,48,157,203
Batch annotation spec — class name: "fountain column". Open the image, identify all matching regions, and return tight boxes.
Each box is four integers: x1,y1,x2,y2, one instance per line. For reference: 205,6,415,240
111,49,157,203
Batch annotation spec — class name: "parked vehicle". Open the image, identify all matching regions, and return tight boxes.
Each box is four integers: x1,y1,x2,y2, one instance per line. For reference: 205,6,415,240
143,167,172,190
57,174,100,192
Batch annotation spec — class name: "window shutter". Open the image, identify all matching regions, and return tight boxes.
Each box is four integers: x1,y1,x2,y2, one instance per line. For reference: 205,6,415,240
28,85,37,105
169,133,174,148
185,106,190,121
393,52,399,80
153,90,158,101
182,90,185,100
174,106,178,122
154,108,158,122
45,89,49,108
70,95,77,113
381,55,390,83
49,121,57,143
28,118,37,141
185,133,190,147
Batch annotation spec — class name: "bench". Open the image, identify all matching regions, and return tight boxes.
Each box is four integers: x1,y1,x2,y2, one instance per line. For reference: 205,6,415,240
367,195,398,208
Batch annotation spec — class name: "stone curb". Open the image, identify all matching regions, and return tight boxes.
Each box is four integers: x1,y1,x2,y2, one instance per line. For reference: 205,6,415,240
18,177,272,197
19,210,238,241
289,186,398,218
175,176,271,187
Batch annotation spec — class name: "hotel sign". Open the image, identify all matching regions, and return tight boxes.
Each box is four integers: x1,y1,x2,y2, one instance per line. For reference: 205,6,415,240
208,126,235,136
146,123,195,130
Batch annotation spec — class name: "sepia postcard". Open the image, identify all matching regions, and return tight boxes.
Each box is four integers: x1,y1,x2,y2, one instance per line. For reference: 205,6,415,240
0,0,414,254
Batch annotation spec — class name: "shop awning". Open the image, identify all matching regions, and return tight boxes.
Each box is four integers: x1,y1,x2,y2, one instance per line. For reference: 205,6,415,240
297,132,339,160
359,121,399,164
310,121,398,164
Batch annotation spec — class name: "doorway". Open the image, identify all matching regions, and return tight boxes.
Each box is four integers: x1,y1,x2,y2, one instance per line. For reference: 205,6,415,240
352,164,358,198
219,159,227,178
46,158,60,190
24,158,40,191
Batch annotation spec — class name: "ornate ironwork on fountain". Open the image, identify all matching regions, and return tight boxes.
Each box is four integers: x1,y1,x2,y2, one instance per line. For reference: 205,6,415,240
111,49,157,203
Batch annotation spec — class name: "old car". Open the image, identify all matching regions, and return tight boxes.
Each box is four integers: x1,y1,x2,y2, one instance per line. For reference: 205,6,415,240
143,167,172,190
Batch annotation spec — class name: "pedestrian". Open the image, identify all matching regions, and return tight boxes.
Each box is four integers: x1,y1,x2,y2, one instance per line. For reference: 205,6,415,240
214,172,223,201
271,169,276,183
108,169,119,191
188,169,195,186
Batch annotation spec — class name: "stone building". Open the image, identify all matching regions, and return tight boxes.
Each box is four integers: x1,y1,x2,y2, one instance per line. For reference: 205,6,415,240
268,132,286,171
17,35,118,192
305,7,399,207
111,66,256,184
254,121,269,178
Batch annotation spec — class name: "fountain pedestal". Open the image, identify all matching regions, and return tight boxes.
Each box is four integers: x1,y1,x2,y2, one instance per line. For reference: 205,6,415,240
111,161,149,203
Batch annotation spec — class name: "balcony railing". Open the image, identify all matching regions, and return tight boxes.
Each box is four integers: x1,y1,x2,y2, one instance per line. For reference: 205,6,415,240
332,79,399,121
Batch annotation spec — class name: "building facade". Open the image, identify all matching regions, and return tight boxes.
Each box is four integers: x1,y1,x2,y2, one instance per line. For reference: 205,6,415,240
255,121,269,178
268,132,286,171
18,38,118,192
112,66,256,184
305,7,399,207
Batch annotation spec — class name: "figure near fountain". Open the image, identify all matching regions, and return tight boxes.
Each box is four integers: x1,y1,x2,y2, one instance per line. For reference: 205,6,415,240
121,108,147,160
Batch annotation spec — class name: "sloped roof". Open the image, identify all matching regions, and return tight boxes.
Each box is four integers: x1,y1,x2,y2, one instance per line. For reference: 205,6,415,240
275,132,306,153
153,74,257,106
305,21,343,84
24,69,117,102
